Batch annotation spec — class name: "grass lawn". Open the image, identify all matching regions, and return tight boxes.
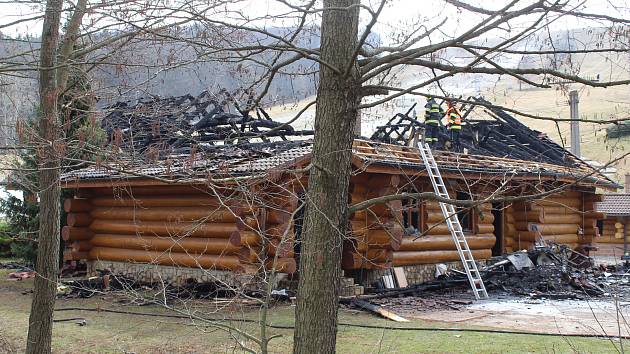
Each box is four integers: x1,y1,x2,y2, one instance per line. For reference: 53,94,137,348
0,268,626,353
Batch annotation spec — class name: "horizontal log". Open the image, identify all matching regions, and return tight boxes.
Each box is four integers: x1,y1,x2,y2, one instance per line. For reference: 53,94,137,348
265,258,297,274
518,233,579,244
89,247,244,271
366,249,393,263
476,212,495,224
67,213,92,227
61,226,93,241
596,236,629,244
616,222,624,229
267,239,294,258
534,198,582,208
266,209,291,224
64,198,92,213
365,229,403,250
615,232,625,239
71,241,92,252
89,219,240,238
474,224,494,234
393,249,492,266
91,195,231,208
266,223,295,239
91,185,219,196
505,223,517,235
425,223,452,235
583,211,605,220
515,231,541,242
531,223,579,235
513,210,544,223
235,231,262,247
90,207,243,223
524,205,572,214
91,234,242,254
514,221,537,231
506,213,515,223
504,237,515,247
341,251,391,270
425,212,447,224
398,234,495,251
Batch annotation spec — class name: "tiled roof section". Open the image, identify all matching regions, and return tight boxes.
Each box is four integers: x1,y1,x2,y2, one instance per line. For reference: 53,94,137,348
60,141,311,182
352,140,617,188
596,194,630,215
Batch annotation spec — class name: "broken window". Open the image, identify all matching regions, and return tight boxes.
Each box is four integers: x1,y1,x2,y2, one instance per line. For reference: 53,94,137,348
401,198,422,237
456,191,474,232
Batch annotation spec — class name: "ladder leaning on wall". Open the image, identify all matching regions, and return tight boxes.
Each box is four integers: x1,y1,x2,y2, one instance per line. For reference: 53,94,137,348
418,143,489,300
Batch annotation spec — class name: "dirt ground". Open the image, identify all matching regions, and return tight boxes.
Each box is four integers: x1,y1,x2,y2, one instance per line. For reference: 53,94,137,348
1,267,629,353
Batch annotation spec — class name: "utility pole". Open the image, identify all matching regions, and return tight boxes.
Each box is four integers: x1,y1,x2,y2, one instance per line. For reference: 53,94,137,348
569,90,580,157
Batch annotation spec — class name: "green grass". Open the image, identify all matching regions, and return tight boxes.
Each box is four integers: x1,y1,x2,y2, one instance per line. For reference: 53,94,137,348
0,268,626,353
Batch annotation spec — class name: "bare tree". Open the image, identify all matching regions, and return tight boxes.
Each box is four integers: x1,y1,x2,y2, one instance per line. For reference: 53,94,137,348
2,0,630,353
25,1,66,352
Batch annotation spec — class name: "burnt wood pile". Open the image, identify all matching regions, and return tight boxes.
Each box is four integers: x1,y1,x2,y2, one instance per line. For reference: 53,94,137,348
370,96,577,167
101,90,314,155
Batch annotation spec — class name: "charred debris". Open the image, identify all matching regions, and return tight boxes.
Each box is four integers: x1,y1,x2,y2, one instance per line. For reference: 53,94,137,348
100,89,314,156
342,243,630,321
370,96,577,167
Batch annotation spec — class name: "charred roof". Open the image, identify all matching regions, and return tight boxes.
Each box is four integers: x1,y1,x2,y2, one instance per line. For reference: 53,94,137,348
370,97,579,168
61,92,618,189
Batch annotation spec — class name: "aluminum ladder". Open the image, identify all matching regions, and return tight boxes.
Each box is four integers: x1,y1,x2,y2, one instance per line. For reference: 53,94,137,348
418,143,489,300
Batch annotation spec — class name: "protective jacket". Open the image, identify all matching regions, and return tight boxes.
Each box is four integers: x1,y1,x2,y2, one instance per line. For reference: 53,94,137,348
424,98,442,125
447,107,463,130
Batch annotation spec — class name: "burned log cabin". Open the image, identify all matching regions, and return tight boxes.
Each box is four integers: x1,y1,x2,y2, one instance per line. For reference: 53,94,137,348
60,92,617,286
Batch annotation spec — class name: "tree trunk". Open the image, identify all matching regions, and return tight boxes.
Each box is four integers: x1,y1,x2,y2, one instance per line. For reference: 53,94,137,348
26,0,63,352
293,1,360,353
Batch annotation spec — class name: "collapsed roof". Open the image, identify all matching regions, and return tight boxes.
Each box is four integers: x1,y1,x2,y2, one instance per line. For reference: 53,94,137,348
371,97,576,167
100,90,313,155
61,92,617,189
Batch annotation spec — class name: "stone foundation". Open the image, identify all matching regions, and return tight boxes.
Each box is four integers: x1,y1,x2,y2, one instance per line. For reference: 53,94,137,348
88,260,263,290
353,261,470,287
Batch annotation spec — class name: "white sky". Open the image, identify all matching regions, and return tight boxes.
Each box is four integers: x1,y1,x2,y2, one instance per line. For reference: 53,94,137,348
2,0,630,41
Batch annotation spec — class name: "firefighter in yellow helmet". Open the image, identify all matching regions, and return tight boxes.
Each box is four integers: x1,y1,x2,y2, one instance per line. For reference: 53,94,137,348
445,100,464,152
424,96,443,146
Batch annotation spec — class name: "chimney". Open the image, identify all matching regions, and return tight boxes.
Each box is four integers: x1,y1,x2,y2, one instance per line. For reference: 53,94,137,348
569,90,580,157
354,109,362,137
625,174,630,193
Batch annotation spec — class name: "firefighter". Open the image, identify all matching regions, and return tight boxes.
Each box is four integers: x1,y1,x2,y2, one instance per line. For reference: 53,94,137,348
424,96,443,146
445,100,463,152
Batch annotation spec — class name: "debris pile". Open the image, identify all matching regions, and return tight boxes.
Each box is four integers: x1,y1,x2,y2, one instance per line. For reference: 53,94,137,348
484,244,609,300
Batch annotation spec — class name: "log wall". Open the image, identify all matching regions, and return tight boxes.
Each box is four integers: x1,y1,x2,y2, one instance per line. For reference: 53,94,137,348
392,198,495,266
343,175,402,270
511,190,601,250
62,185,297,274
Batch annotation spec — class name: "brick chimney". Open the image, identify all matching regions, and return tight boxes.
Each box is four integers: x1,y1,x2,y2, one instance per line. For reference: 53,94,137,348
625,174,630,193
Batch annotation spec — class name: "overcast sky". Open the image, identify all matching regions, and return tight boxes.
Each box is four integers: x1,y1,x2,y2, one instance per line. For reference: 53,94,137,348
2,0,630,42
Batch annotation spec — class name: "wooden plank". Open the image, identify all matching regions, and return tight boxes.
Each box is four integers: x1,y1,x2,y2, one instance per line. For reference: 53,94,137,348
393,267,408,288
